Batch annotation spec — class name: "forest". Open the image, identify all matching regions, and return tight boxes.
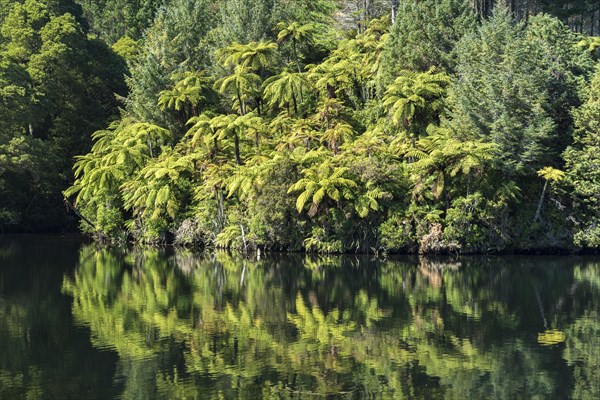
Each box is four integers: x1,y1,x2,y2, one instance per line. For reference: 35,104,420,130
1,0,600,254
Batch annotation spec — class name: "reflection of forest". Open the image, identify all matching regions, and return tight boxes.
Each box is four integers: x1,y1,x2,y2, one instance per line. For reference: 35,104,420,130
57,248,600,399
0,237,120,399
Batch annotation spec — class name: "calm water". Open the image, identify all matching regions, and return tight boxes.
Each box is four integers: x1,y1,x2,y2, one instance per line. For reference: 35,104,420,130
1,236,599,399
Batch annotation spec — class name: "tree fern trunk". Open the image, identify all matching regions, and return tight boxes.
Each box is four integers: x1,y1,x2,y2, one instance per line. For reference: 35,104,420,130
533,180,548,223
326,84,336,99
293,40,301,74
237,88,245,116
234,131,242,165
291,89,298,114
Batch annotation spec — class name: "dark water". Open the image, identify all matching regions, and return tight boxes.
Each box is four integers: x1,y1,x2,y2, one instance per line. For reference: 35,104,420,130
1,236,599,399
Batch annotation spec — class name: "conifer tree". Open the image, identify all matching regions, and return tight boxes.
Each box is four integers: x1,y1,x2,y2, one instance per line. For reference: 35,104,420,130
218,0,275,45
563,67,600,247
125,0,214,130
450,6,555,176
379,0,476,85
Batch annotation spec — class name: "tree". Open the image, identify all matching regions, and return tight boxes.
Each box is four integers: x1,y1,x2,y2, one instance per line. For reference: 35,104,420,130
379,0,476,85
382,69,450,140
308,60,354,100
217,0,275,44
214,66,262,116
276,22,318,73
125,0,214,130
323,122,354,153
533,166,564,223
450,7,559,176
451,8,593,182
271,0,337,26
121,150,194,241
524,14,595,154
209,114,245,165
262,69,307,115
185,112,219,158
563,66,600,247
77,0,165,44
158,71,211,120
64,120,172,238
538,0,600,35
409,126,497,204
288,161,357,217
0,0,126,230
217,41,278,72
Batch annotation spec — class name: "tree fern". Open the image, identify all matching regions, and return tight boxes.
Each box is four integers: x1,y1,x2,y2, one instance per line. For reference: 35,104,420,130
288,162,357,217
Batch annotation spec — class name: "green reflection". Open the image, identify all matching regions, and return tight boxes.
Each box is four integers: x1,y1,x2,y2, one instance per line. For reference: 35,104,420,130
0,236,119,399
58,248,600,399
564,261,600,400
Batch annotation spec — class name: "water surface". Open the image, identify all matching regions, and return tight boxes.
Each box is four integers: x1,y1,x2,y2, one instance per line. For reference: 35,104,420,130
1,235,599,399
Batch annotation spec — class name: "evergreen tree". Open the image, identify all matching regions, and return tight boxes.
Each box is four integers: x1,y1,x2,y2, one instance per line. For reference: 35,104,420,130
125,0,214,130
379,0,476,85
450,6,583,177
76,0,165,44
217,0,275,45
271,0,337,26
563,67,600,247
524,13,595,158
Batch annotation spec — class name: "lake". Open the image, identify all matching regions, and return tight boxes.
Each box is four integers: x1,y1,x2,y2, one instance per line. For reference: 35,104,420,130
0,235,598,399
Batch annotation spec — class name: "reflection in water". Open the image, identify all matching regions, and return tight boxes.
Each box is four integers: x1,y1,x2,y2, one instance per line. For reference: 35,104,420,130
564,263,600,400
1,237,599,399
0,236,119,399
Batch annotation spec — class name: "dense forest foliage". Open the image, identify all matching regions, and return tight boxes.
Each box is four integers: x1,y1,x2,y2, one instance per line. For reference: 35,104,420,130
0,0,126,230
2,0,600,253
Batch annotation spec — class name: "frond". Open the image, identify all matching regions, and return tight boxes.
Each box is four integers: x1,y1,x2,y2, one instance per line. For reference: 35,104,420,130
537,166,565,182
296,186,315,213
288,178,308,193
156,185,170,205
327,187,340,201
431,172,445,199
405,148,428,160
312,187,326,206
63,184,81,199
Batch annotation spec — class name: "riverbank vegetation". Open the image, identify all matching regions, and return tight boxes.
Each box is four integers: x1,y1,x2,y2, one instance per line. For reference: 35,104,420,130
2,0,600,253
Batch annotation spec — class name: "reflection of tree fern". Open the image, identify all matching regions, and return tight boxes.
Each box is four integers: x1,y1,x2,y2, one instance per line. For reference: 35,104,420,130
564,310,600,400
60,247,589,399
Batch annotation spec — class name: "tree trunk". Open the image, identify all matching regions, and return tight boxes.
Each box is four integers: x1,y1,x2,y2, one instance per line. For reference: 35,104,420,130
237,88,245,116
216,188,225,230
64,198,96,230
533,180,548,223
293,40,302,74
326,84,336,99
390,0,398,24
291,89,298,115
234,131,242,166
